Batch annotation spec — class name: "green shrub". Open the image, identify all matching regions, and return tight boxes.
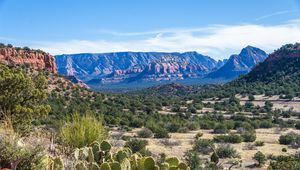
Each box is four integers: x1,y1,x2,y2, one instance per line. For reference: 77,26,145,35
259,120,273,128
125,139,150,155
195,132,203,140
178,127,189,133
0,127,45,170
213,124,229,134
216,144,239,158
137,128,153,138
166,122,181,132
187,122,199,130
121,135,132,141
199,121,215,129
59,112,108,148
211,152,219,163
253,151,266,167
279,134,294,145
248,94,255,101
254,141,264,146
282,148,287,152
295,121,300,129
184,151,201,170
0,65,50,135
241,131,256,142
193,139,215,155
154,127,170,138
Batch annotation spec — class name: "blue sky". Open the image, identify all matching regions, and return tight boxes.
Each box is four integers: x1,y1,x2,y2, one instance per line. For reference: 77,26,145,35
0,0,300,59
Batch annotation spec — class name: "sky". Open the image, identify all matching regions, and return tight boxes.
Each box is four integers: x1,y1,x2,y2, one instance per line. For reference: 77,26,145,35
0,0,300,59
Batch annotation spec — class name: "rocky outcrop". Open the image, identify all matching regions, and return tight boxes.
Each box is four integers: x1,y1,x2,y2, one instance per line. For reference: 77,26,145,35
0,47,57,73
266,43,300,61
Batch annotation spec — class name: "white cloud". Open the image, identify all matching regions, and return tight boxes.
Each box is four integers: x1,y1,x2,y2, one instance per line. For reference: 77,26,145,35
255,10,298,21
32,20,300,60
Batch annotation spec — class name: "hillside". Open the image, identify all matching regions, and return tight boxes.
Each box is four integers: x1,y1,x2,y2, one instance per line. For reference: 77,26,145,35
207,46,267,79
199,43,300,98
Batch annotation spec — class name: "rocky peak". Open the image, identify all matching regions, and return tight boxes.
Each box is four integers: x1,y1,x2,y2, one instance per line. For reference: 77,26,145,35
0,46,57,73
206,46,267,79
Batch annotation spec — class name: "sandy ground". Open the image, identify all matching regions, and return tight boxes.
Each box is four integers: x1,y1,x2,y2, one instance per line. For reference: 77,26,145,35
111,127,300,169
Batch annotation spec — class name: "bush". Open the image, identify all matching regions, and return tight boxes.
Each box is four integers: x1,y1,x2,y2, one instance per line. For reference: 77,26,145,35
187,122,199,130
178,127,189,133
137,128,153,138
184,151,201,170
121,135,132,141
154,127,170,138
253,151,266,167
241,131,256,142
279,134,295,145
166,122,181,132
0,127,45,169
129,118,144,128
295,121,300,129
259,120,273,128
248,94,255,101
214,134,243,143
213,124,229,134
211,152,219,163
216,144,239,158
199,121,215,129
195,132,203,140
193,139,215,155
59,112,108,148
282,148,287,152
125,139,150,155
0,66,50,135
255,141,264,146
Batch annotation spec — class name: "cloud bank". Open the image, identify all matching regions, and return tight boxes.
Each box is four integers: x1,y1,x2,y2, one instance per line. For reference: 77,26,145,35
33,20,300,60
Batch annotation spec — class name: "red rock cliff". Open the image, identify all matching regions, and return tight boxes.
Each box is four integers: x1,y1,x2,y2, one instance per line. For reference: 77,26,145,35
0,47,57,73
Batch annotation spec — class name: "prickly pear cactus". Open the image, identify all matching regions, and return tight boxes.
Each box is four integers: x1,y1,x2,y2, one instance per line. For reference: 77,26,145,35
130,154,140,170
143,157,155,170
75,161,88,170
100,140,112,152
91,141,101,162
88,162,100,170
178,162,189,170
138,157,146,170
120,158,131,170
166,157,180,167
115,150,128,162
53,156,64,170
154,165,160,170
88,147,95,163
109,162,122,170
100,162,111,170
122,147,133,157
160,162,169,170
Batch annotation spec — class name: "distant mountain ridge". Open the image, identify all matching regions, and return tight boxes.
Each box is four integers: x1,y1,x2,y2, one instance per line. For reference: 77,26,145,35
207,46,267,79
55,46,268,89
55,52,225,85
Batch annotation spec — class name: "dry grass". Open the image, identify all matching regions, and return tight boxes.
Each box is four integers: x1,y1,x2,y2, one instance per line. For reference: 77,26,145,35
111,127,300,169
